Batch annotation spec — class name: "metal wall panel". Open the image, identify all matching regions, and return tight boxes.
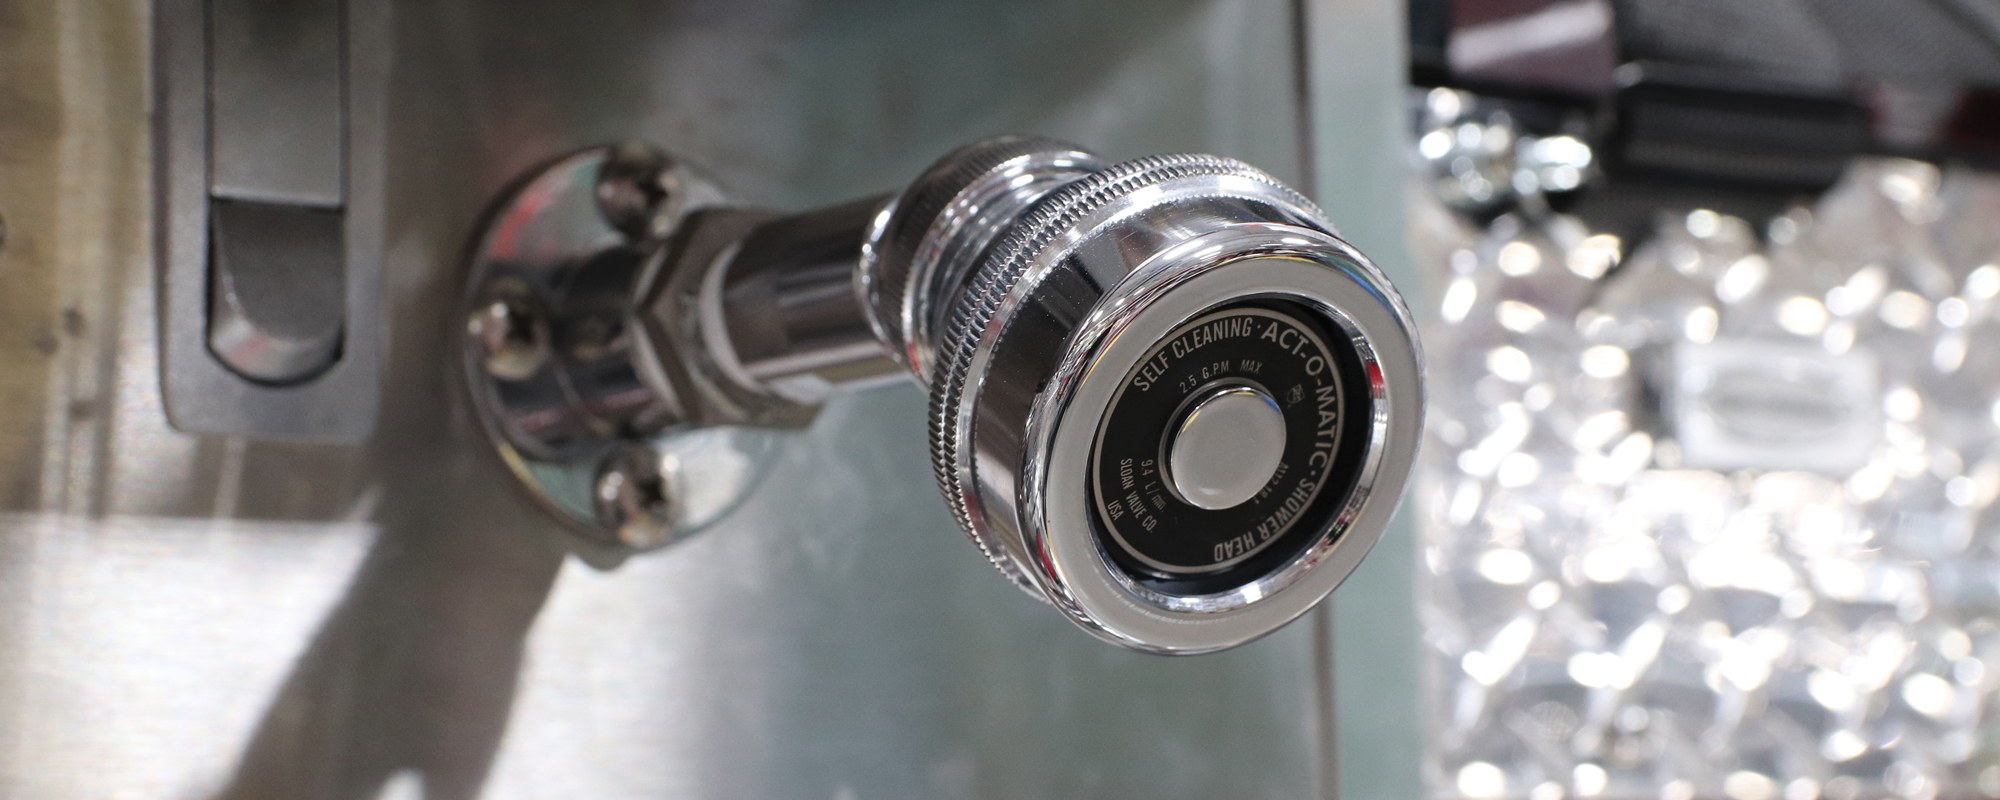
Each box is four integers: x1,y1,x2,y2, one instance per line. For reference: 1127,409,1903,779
0,0,1413,797
1300,1,1430,799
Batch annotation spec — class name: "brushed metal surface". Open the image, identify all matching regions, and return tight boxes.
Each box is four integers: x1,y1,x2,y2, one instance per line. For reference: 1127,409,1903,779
1297,0,1427,798
208,0,344,207
0,0,1375,797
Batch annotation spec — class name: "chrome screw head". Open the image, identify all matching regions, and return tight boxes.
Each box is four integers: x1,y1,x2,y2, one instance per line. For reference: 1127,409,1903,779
466,276,550,381
594,141,679,243
592,445,678,548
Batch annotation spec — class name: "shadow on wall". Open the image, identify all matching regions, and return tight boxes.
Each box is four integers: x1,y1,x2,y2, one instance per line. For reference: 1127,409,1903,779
199,0,1264,798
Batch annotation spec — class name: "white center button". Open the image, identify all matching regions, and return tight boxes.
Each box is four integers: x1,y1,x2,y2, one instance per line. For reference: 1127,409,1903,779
1167,386,1287,510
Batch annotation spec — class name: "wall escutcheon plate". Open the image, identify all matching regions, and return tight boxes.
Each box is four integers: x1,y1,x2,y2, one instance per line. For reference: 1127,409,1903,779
460,146,777,560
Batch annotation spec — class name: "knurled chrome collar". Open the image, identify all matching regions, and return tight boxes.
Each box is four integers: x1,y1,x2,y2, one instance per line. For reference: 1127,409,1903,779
858,135,1102,381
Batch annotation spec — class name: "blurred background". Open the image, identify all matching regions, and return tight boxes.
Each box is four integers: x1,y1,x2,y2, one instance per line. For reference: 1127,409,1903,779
1409,2,2000,800
0,0,1997,798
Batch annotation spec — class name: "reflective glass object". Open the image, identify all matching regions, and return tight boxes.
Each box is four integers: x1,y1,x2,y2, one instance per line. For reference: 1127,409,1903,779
1414,87,2000,800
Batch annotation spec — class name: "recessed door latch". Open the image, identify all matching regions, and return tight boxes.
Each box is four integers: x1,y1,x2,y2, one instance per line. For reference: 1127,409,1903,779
461,137,1424,653
155,0,386,440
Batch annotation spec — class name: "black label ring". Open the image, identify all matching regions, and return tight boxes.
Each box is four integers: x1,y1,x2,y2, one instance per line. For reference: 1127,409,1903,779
1091,302,1362,585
